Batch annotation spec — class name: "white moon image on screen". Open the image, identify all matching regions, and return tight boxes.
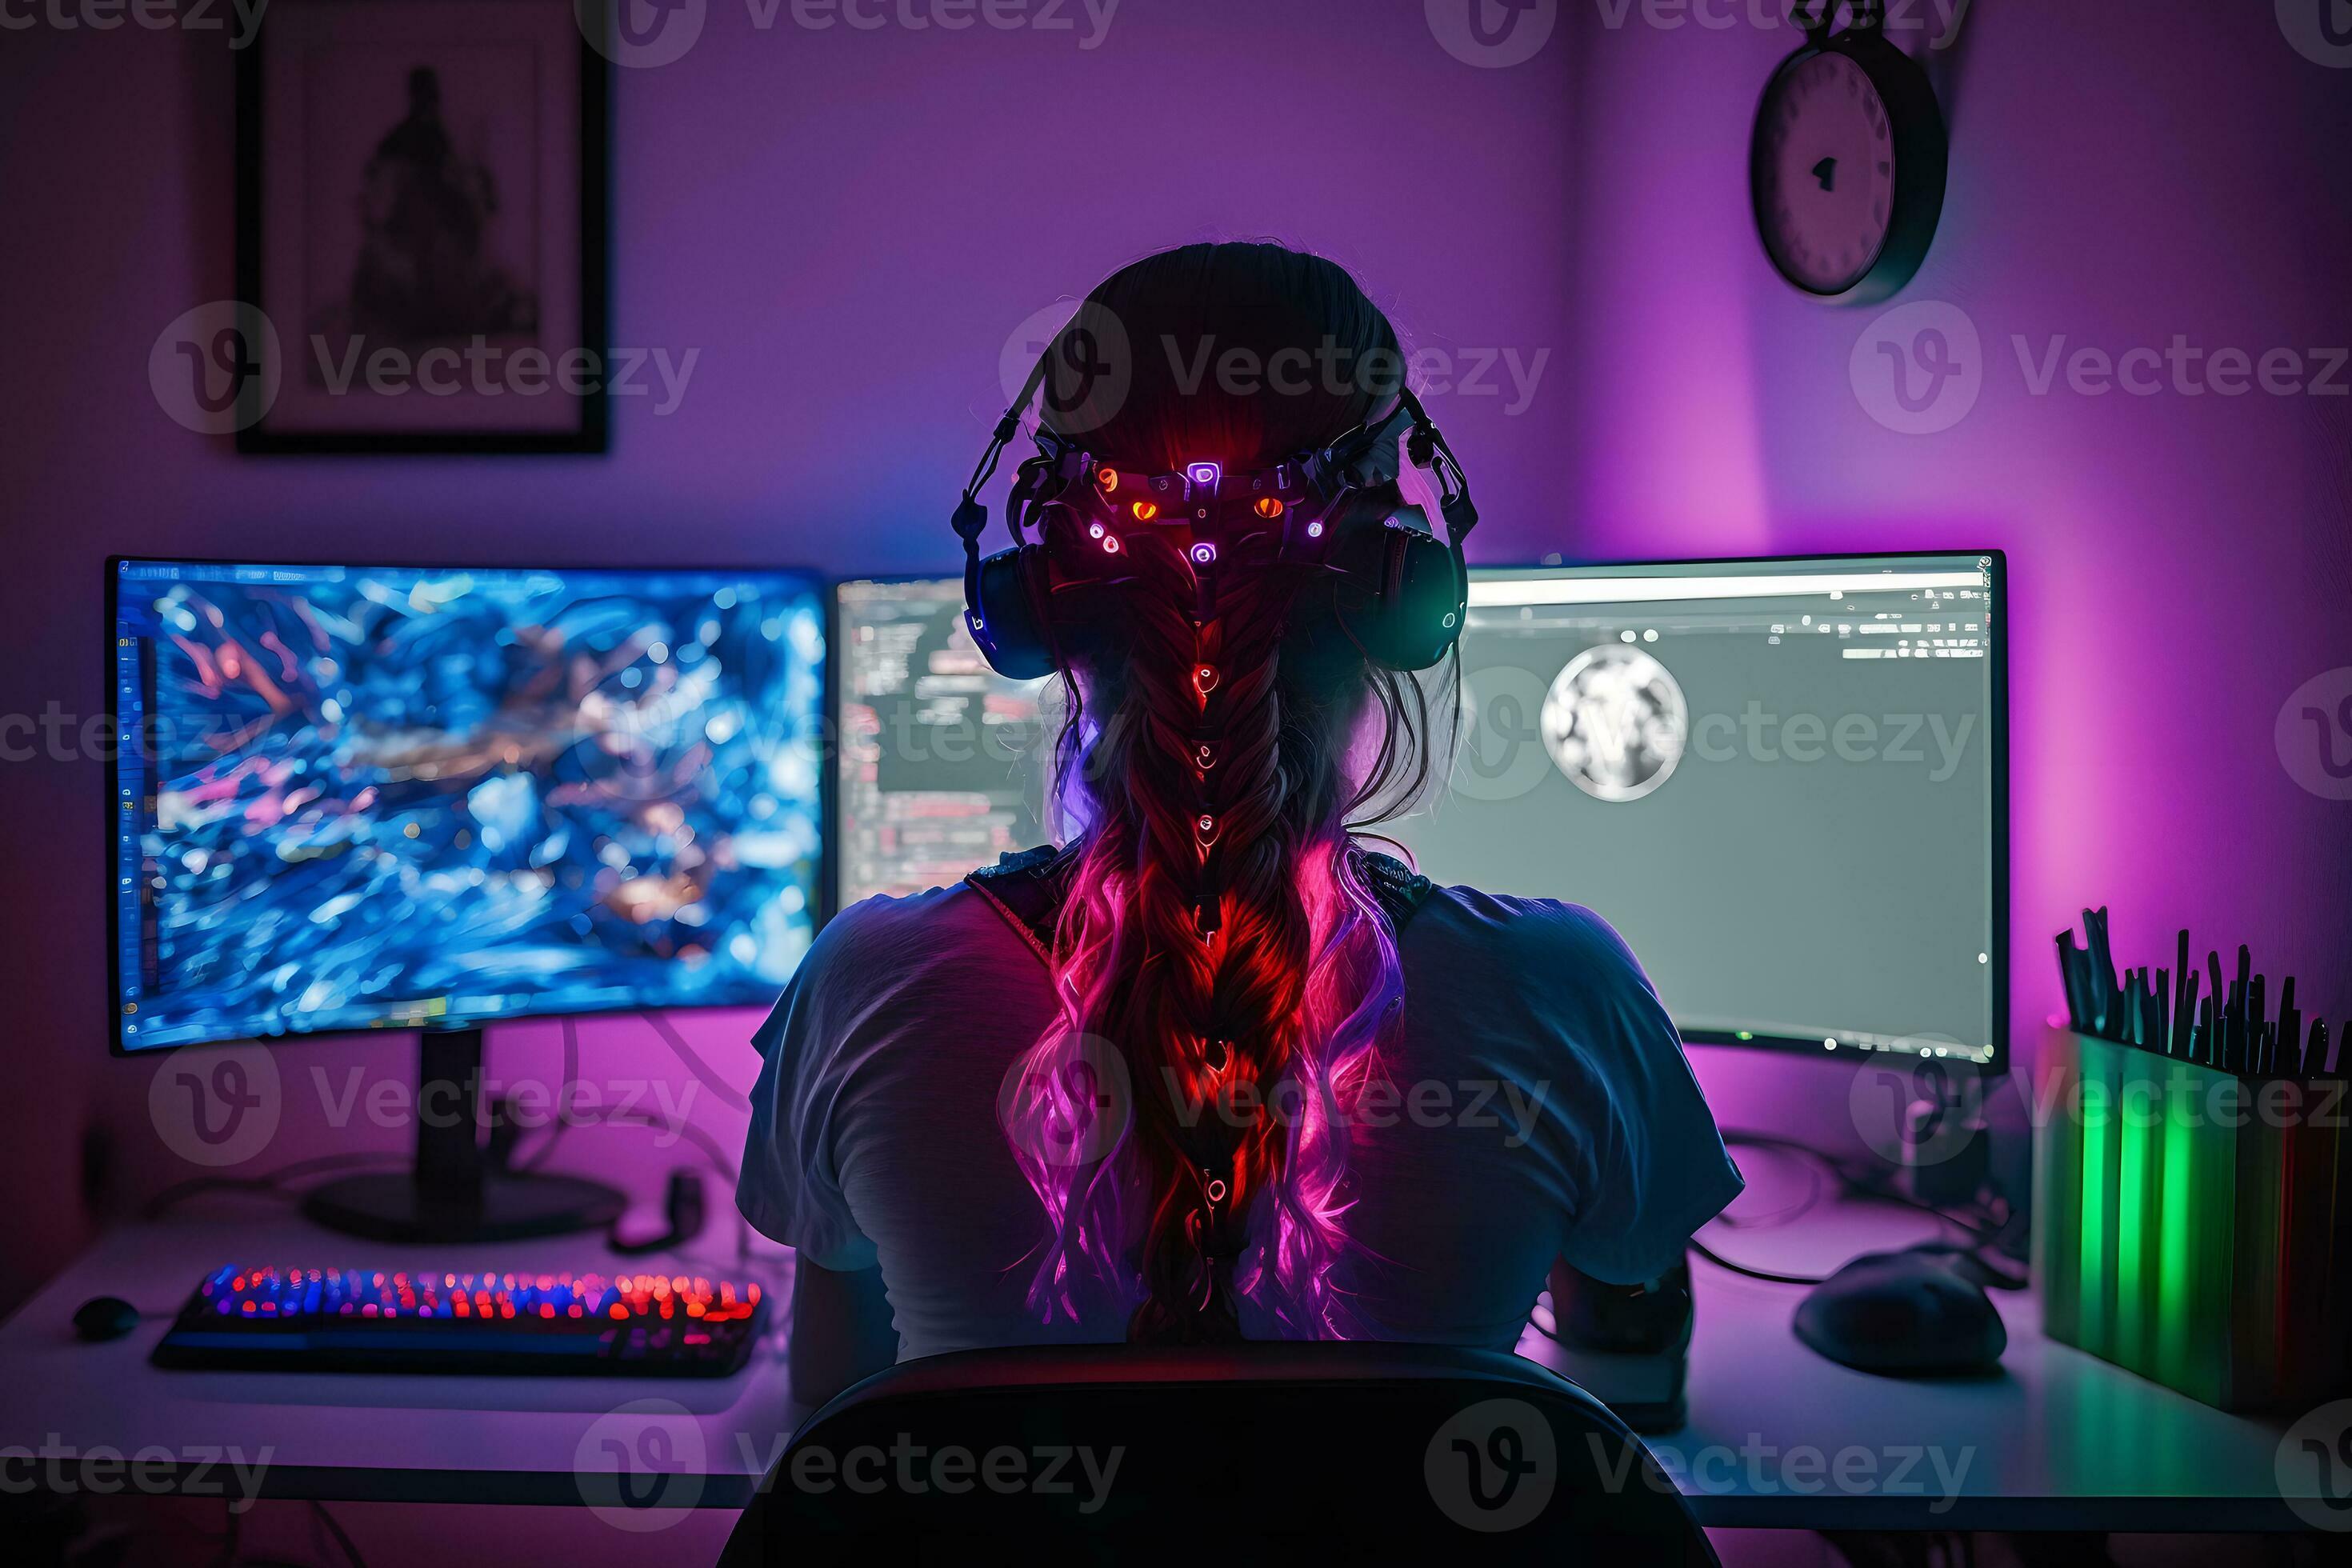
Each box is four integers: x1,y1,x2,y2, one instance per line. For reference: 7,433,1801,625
1538,645,1690,802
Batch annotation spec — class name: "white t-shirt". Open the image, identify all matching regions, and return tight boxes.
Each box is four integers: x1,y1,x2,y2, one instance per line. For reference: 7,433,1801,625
738,873,1743,1360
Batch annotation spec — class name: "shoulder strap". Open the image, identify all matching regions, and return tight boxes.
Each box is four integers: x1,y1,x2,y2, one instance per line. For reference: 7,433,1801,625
1354,850,1437,930
964,844,1079,967
966,845,1435,971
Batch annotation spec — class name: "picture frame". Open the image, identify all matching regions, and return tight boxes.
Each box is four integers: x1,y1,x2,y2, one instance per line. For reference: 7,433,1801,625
235,0,610,454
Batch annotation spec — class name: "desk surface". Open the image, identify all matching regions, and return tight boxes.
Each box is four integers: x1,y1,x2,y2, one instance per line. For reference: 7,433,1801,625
0,1217,798,1510
1521,1198,2322,1531
0,1211,2324,1530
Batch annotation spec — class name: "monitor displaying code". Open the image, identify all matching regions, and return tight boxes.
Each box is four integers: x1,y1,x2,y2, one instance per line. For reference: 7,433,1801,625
833,578,1057,907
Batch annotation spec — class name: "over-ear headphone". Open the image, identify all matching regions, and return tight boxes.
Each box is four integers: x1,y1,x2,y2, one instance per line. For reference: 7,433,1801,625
950,353,1479,682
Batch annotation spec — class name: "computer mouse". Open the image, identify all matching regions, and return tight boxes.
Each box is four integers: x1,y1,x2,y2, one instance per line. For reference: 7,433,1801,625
71,1296,142,1343
1792,1250,2006,1376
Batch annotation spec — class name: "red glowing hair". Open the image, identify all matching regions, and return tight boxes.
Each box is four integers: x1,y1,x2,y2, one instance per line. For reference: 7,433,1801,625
998,244,1448,1342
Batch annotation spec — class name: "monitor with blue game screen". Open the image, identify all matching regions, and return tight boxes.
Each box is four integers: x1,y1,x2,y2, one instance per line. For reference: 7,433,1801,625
110,558,827,1051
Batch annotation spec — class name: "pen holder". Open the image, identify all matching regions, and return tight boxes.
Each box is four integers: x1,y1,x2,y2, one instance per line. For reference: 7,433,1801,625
2034,1027,2352,1411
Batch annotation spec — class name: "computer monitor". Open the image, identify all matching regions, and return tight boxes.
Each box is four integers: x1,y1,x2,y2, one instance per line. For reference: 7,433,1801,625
831,577,1058,908
1387,551,2006,1070
110,558,829,1054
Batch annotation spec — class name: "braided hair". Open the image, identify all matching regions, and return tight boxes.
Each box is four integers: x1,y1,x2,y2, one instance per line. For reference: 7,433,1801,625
997,244,1450,1342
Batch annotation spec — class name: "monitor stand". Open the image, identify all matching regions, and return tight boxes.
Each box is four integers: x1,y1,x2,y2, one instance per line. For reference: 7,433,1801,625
302,1025,628,1244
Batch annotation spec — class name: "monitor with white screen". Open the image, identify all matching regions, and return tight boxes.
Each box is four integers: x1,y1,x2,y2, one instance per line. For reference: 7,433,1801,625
1386,551,2006,1070
824,556,2006,1071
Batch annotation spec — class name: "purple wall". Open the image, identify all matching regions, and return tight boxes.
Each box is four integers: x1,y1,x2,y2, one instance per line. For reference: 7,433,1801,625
1552,0,2352,1139
0,0,1577,1308
2,0,2346,1314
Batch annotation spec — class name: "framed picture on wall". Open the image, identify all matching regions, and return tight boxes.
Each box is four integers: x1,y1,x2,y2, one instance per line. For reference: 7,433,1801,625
236,0,610,453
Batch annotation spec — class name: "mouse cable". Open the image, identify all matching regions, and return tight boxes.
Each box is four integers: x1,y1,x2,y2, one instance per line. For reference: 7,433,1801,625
572,1106,754,1262
647,1010,754,1114
518,1014,584,1173
308,1500,367,1568
1719,1129,2004,1242
1710,1141,1827,1230
1686,1234,1834,1286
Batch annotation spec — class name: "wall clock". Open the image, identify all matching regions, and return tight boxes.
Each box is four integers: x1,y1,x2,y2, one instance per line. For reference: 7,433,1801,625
1750,1,1949,303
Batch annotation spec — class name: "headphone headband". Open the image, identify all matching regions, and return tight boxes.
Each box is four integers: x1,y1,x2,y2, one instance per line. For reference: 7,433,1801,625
953,344,1476,679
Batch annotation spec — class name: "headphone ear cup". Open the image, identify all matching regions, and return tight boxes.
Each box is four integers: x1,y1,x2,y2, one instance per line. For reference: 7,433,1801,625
1338,525,1467,672
968,544,1057,681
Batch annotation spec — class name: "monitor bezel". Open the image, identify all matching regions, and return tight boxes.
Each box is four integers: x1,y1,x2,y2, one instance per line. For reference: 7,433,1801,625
104,554,834,1058
1458,548,2010,1078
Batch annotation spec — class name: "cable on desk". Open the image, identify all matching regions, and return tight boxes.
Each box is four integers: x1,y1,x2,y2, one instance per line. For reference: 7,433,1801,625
647,1010,752,1114
576,1106,753,1262
1686,1234,1835,1286
1706,1130,2029,1291
1709,1139,1826,1230
518,1014,582,1173
308,1502,366,1568
1720,1128,2018,1246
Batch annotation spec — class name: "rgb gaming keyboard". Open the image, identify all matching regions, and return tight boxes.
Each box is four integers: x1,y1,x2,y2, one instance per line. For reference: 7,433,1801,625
152,1266,767,1377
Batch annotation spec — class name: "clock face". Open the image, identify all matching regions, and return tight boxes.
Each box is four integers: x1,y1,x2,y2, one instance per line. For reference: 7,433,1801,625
1754,50,1898,296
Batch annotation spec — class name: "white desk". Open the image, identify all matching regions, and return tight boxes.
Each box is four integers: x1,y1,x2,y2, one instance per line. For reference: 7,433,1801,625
1520,1202,2320,1533
0,1211,2323,1531
0,1217,798,1510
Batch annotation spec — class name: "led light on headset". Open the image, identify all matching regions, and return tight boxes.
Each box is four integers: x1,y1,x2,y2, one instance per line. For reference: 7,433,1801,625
1190,542,1217,566
1132,501,1159,522
1088,522,1105,538
1097,467,1119,493
1306,520,1323,538
1254,496,1284,519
